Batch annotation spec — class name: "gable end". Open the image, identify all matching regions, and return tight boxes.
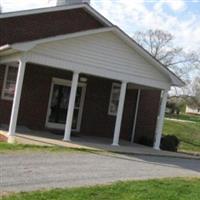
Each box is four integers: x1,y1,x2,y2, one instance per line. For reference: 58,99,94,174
0,7,106,46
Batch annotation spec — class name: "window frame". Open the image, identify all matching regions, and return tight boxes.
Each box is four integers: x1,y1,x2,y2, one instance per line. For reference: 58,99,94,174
1,64,18,101
108,82,121,116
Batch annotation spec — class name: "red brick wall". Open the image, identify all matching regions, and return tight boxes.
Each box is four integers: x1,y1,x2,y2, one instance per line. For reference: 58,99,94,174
0,8,105,46
134,90,161,145
81,77,137,139
121,89,138,140
80,76,116,137
80,77,138,139
18,64,73,129
0,63,161,143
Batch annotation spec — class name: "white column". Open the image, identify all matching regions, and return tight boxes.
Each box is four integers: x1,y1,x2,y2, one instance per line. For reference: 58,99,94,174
112,81,127,146
131,89,141,143
153,90,168,150
8,59,26,143
63,71,79,141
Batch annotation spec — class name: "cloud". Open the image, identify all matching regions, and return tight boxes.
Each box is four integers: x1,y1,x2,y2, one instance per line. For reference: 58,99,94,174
92,0,200,51
165,0,186,11
153,0,186,12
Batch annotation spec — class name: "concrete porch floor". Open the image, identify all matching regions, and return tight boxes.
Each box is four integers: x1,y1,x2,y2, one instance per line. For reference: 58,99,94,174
0,126,199,159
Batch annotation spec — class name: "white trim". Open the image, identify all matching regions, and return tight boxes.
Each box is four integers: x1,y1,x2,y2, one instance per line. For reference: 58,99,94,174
8,59,26,136
1,63,18,101
64,72,79,141
76,84,86,131
112,81,127,146
1,65,10,100
108,82,121,116
45,79,56,129
154,90,168,150
45,77,86,132
131,89,141,143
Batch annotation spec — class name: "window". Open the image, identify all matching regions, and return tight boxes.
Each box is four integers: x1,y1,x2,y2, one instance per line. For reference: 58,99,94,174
2,65,18,100
108,83,121,116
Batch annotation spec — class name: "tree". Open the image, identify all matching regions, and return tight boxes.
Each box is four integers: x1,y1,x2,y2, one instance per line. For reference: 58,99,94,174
191,77,200,106
133,29,200,81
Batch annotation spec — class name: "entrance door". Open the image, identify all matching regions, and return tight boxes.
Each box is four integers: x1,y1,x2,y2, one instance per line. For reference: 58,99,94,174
46,78,86,131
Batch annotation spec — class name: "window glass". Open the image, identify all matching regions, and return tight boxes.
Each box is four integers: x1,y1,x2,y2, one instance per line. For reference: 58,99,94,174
108,83,121,115
2,66,18,100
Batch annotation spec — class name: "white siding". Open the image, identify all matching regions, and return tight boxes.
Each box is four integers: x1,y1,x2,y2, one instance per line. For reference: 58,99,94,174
31,32,170,89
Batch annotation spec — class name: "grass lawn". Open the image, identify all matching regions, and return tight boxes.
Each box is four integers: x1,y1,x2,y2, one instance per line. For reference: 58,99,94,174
0,142,96,154
163,118,200,153
166,113,200,123
2,178,200,200
0,142,68,153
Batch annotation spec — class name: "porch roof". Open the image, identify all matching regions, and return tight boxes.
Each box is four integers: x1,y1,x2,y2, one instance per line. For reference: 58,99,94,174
0,26,184,89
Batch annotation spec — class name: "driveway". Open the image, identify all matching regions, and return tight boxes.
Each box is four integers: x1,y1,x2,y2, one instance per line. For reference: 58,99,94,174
1,152,200,193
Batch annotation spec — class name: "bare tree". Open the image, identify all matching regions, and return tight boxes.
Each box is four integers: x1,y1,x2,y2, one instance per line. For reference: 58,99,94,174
191,77,200,106
133,29,200,81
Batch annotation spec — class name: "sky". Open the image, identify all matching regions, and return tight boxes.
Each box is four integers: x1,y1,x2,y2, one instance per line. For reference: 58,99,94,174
1,0,200,52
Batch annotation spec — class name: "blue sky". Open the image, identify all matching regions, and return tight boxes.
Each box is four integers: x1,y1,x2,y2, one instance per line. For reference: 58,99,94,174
1,0,200,52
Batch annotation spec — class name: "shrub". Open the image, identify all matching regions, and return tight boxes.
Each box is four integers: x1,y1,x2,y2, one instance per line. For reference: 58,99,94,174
160,135,180,152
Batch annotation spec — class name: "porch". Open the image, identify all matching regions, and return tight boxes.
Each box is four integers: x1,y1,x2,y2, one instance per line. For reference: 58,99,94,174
0,127,197,159
0,62,164,148
0,28,177,149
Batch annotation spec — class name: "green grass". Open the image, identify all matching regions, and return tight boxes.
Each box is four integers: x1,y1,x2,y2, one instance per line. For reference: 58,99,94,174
163,118,200,153
166,113,200,123
0,142,73,153
2,178,200,200
0,142,97,154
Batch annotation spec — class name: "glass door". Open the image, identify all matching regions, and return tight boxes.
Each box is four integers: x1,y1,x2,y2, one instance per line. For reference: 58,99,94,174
46,78,86,131
48,84,70,124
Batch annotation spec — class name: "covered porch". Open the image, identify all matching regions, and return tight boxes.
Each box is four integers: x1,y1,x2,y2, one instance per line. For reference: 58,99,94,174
0,59,166,149
0,28,178,150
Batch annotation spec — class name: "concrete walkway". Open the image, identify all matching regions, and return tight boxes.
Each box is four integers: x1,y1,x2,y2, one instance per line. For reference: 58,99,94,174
1,151,200,193
0,127,199,159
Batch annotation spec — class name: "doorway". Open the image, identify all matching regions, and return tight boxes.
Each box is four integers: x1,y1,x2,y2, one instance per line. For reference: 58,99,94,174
46,78,86,131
